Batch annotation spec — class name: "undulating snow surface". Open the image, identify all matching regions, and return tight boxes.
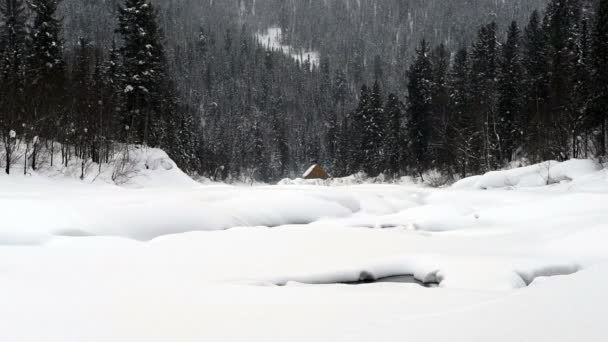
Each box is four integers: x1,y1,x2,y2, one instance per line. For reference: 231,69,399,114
1,158,608,341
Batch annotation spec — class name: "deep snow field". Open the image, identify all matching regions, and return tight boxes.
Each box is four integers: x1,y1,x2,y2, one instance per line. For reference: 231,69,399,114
1,152,608,342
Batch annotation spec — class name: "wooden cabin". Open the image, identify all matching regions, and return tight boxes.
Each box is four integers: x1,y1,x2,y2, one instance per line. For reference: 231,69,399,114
303,164,329,180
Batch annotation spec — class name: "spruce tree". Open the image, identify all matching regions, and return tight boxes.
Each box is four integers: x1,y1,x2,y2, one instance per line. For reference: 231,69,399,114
350,84,371,173
0,0,27,174
99,41,123,146
544,0,583,160
430,43,451,174
384,93,403,177
470,22,499,170
361,81,384,176
407,39,433,180
591,0,608,157
522,10,550,161
448,48,476,177
497,21,525,163
572,19,592,158
117,0,174,147
71,37,94,156
27,0,66,148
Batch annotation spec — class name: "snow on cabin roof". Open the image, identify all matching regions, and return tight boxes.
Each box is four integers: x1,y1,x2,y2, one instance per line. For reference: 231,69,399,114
303,164,319,178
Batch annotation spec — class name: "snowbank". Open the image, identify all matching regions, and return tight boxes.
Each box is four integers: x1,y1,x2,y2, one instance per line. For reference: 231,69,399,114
453,159,603,189
1,159,608,341
0,185,364,243
0,143,197,188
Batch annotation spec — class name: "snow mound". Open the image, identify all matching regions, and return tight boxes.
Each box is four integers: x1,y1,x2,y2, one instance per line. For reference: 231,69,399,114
0,142,196,188
453,159,603,189
0,185,363,244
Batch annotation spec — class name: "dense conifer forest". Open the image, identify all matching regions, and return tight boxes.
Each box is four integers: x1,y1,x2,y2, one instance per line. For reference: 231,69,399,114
1,0,606,182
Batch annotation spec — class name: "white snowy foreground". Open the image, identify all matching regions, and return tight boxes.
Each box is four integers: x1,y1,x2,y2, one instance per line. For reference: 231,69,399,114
1,153,608,341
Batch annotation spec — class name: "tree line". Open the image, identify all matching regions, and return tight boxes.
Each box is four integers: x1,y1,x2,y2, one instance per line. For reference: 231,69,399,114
335,0,607,180
0,0,195,176
1,0,607,182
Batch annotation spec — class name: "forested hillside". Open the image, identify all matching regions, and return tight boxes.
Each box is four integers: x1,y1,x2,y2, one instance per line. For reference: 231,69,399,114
2,0,607,182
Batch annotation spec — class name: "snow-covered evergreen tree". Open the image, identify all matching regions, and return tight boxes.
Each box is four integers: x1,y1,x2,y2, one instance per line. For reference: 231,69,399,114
497,21,525,163
361,81,385,176
544,0,583,160
591,0,608,157
470,22,499,171
407,40,433,179
522,9,550,162
26,0,66,145
430,43,452,174
0,0,27,174
384,93,404,177
117,0,174,147
448,47,477,177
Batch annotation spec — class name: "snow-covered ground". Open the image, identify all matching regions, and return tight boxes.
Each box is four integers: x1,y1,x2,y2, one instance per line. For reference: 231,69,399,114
1,157,608,341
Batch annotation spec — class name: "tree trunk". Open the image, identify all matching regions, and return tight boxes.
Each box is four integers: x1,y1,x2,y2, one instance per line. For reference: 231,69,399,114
23,141,28,175
601,118,608,156
5,141,10,175
81,160,85,180
32,143,37,171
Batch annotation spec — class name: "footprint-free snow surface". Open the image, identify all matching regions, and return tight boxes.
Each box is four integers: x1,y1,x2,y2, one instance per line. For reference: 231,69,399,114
1,159,608,342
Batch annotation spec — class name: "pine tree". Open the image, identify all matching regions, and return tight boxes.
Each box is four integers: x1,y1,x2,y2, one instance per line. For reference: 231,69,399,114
591,0,608,157
269,96,289,179
470,22,499,170
117,0,174,147
407,39,433,180
333,69,349,109
448,47,477,177
71,37,94,158
522,10,550,161
544,0,583,160
430,43,452,174
99,41,123,145
27,0,66,140
572,19,592,158
497,21,525,163
361,81,384,176
250,117,268,182
384,93,404,177
0,0,27,174
349,84,371,173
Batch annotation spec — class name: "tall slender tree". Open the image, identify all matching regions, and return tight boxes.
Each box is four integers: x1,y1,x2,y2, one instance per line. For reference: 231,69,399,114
384,93,404,177
430,43,452,173
116,0,174,147
522,9,550,161
497,21,525,163
470,22,499,170
361,80,384,176
27,0,66,166
0,0,27,174
591,0,608,157
544,0,583,160
407,39,433,180
448,47,477,177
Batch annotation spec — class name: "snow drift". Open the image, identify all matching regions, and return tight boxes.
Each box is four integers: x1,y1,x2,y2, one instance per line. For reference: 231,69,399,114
453,159,603,189
1,156,608,342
